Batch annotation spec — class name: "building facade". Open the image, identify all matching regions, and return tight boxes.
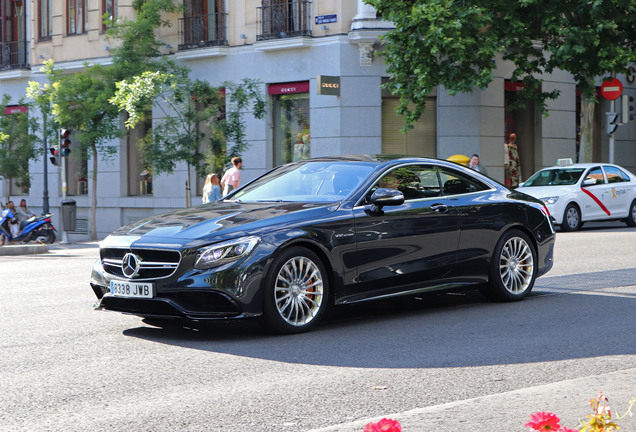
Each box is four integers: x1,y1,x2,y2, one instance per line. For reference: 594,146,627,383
0,0,635,240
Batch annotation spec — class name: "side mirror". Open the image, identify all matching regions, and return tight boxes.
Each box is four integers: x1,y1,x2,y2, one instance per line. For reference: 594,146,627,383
368,188,405,213
582,178,597,187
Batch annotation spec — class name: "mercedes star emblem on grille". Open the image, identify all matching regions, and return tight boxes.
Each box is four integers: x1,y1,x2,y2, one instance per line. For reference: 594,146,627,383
121,253,141,278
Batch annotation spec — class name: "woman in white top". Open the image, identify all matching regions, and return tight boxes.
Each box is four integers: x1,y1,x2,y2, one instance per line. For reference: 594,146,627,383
202,173,222,203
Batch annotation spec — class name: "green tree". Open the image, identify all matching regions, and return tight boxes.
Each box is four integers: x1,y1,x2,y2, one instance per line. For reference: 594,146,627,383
27,60,122,240
107,0,179,79
0,95,38,197
366,0,636,162
109,63,266,206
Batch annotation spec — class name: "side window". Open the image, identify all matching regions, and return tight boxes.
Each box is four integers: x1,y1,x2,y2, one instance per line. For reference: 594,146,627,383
367,165,441,202
439,167,489,195
584,167,605,185
604,166,629,184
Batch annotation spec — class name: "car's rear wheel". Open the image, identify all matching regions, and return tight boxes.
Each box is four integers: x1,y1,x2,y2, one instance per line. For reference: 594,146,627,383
561,203,582,231
263,247,328,334
483,229,537,301
626,199,636,227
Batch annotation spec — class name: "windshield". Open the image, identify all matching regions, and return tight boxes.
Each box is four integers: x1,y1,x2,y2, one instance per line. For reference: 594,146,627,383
230,161,375,203
523,168,585,186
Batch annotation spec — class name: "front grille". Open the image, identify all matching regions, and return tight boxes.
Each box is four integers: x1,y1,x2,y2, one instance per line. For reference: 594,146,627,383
101,247,181,280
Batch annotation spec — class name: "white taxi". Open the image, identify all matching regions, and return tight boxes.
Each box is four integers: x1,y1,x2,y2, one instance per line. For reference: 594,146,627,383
516,160,636,231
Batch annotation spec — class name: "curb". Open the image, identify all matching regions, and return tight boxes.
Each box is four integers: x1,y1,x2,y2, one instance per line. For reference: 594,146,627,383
0,243,49,256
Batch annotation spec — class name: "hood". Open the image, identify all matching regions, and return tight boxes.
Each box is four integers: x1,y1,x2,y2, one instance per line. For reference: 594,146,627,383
103,201,338,247
515,185,577,199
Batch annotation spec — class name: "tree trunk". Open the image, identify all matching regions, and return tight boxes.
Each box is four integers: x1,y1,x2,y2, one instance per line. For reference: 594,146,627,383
579,93,596,163
90,145,98,240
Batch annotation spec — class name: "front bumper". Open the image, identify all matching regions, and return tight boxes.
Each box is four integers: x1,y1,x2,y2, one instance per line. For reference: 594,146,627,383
89,243,273,321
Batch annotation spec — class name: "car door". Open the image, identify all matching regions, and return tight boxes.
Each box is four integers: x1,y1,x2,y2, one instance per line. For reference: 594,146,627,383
580,166,612,220
602,165,633,218
347,164,460,300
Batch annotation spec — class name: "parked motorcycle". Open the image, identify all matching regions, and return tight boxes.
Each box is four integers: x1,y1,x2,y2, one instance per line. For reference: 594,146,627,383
0,208,57,245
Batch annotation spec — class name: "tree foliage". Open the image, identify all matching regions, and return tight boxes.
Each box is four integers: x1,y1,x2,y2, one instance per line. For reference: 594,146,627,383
110,61,266,179
26,60,122,239
0,95,38,192
366,0,636,146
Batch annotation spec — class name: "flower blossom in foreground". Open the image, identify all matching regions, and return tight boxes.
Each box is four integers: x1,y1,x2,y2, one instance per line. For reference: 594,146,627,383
363,417,402,432
525,411,562,431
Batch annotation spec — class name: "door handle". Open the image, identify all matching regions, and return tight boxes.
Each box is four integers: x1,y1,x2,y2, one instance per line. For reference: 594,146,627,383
430,203,448,213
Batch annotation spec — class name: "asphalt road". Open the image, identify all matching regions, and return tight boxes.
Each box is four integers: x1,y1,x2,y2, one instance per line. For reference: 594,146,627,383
1,223,635,432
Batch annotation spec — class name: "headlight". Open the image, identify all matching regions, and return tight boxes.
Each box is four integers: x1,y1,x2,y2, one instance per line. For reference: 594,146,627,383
194,236,261,269
541,196,560,205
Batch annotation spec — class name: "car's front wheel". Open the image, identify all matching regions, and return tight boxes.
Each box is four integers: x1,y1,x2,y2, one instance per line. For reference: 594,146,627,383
561,203,582,231
626,199,636,227
483,229,537,301
263,247,328,334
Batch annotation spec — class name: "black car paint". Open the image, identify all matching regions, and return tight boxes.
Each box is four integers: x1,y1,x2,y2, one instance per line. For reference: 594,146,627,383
90,156,554,323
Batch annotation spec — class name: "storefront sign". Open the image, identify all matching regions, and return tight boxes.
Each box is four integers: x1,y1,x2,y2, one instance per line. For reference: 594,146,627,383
315,14,337,24
268,81,310,95
316,75,340,96
4,105,28,115
504,81,525,92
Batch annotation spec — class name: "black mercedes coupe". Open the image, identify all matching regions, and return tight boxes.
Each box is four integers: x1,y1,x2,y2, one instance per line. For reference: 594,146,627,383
90,155,555,333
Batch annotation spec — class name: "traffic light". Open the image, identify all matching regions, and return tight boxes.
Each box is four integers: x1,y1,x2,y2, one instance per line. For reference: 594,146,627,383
606,112,619,136
59,128,71,157
49,147,60,166
621,94,634,124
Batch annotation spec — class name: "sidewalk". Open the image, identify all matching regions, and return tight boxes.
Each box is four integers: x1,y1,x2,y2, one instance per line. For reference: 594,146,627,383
310,368,636,432
0,240,99,256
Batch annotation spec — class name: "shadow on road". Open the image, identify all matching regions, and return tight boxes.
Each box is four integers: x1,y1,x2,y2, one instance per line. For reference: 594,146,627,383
122,286,636,369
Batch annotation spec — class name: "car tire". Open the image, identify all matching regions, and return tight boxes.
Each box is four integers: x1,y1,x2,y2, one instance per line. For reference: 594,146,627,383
626,200,636,227
560,203,582,231
483,229,537,302
263,247,328,334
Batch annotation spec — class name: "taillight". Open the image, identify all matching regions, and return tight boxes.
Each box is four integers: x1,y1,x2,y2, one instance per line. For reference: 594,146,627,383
540,204,551,218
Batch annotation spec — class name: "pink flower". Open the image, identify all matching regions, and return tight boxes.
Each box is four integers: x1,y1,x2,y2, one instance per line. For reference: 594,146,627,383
525,411,562,431
363,418,402,432
558,428,579,432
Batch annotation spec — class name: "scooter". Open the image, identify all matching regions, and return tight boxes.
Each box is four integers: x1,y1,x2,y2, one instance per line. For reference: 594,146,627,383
0,208,57,245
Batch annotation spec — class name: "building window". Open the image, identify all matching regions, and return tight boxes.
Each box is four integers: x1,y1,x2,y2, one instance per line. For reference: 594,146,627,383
1,105,31,196
102,0,118,31
0,1,28,69
65,139,88,196
38,0,53,40
180,0,227,49
68,0,88,35
269,82,310,166
257,0,312,41
126,113,153,196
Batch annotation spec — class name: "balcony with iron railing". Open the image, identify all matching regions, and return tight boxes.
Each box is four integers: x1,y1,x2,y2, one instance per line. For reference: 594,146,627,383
178,13,228,50
0,40,29,71
257,1,311,41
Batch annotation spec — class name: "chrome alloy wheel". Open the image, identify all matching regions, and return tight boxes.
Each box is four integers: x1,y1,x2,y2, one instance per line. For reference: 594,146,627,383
499,236,534,294
274,256,325,326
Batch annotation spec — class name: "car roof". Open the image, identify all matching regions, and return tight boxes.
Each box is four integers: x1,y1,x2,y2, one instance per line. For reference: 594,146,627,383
542,163,623,170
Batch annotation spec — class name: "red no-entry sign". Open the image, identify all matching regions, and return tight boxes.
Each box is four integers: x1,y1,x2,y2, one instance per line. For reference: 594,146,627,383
601,78,623,100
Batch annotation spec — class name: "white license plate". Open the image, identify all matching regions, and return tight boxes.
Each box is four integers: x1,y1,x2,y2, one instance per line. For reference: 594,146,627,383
110,280,154,298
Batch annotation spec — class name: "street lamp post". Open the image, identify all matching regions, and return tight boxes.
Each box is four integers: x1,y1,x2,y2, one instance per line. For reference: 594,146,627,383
42,110,49,214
